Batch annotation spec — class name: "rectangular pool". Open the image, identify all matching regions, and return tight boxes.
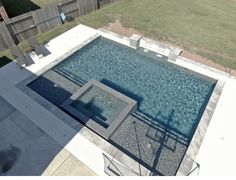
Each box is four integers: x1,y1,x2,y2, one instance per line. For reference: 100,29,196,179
54,37,216,139
28,37,216,175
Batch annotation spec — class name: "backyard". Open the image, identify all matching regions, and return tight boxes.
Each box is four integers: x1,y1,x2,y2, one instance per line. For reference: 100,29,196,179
1,0,236,71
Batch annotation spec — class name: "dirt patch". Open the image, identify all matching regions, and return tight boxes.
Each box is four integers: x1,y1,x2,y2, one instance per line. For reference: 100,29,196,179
181,50,236,77
103,20,236,77
103,20,141,37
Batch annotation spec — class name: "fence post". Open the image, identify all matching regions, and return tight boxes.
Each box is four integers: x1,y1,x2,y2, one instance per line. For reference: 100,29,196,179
34,3,62,34
0,22,16,48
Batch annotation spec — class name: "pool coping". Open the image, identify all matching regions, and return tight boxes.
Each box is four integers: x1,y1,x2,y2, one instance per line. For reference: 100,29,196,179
16,24,228,176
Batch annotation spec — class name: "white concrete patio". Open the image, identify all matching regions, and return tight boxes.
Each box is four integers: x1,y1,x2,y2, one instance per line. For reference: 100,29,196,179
192,78,236,176
0,24,236,176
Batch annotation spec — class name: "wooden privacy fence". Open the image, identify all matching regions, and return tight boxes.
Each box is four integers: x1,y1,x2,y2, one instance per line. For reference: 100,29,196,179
0,0,119,52
34,3,62,34
7,11,38,43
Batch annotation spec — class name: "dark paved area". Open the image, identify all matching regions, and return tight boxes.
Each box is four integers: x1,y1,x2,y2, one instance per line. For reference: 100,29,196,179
0,96,63,176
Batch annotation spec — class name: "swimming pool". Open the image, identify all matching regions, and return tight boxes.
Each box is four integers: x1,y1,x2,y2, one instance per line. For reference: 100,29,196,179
28,36,216,175
54,37,216,140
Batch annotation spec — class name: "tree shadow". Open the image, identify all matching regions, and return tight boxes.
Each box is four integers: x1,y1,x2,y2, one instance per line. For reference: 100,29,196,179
69,98,109,128
0,145,21,175
1,0,40,18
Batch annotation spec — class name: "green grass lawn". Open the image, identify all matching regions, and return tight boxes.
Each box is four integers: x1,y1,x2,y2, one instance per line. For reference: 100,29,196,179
80,0,236,69
1,0,236,70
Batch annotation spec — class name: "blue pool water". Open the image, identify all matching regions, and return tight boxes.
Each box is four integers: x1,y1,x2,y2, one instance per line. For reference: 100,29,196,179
71,85,128,128
54,37,216,140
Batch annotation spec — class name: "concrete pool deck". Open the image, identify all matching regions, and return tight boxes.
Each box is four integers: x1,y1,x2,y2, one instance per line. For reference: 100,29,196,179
0,24,236,175
0,96,96,176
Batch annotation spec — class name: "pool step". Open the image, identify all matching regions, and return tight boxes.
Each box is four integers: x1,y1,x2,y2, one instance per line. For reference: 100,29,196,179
53,68,87,87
